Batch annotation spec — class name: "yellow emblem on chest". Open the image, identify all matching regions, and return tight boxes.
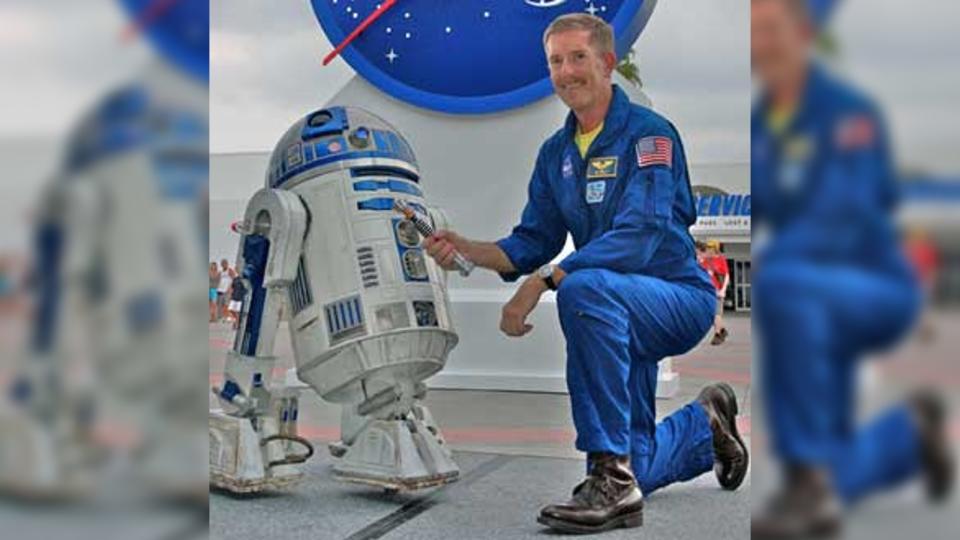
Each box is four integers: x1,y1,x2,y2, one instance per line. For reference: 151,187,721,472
784,135,813,161
586,156,618,178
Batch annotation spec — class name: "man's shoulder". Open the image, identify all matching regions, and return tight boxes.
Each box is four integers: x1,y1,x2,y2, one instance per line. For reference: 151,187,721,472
530,128,573,170
813,70,886,152
540,127,569,154
813,67,882,121
624,103,681,141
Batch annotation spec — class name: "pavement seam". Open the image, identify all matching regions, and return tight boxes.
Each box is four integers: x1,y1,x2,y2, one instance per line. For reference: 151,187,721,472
342,454,515,540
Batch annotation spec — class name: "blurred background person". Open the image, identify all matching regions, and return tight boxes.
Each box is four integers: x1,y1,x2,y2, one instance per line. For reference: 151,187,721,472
209,261,220,322
751,0,954,538
0,254,24,316
703,240,731,345
215,258,234,322
226,270,246,330
902,227,941,341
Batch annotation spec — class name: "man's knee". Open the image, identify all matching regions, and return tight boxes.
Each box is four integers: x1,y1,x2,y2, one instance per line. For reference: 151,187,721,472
753,262,809,323
556,269,613,315
753,262,790,303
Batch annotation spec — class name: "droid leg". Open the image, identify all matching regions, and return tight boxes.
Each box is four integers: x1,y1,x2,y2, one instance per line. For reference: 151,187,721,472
209,189,312,493
330,380,459,491
0,367,99,499
0,186,101,499
210,361,311,493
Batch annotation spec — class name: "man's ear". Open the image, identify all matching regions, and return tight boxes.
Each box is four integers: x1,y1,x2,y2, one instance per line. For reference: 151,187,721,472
603,51,617,76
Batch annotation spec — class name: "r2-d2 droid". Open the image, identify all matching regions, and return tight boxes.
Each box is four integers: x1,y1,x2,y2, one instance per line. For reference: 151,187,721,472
210,107,462,493
1,64,209,500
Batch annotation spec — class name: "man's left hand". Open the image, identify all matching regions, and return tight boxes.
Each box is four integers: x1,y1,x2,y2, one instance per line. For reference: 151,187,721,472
500,276,547,337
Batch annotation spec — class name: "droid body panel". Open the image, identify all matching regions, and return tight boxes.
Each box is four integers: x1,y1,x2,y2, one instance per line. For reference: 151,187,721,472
1,63,209,499
212,107,461,492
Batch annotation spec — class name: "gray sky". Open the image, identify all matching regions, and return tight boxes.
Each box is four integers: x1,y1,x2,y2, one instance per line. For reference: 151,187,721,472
1,1,956,170
0,0,151,140
208,0,752,163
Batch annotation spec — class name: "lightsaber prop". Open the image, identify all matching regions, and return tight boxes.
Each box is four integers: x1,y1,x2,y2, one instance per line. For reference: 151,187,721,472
394,200,474,277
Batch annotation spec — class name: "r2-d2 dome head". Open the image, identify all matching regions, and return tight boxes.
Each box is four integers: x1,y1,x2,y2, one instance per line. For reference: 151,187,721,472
266,107,419,190
257,106,457,405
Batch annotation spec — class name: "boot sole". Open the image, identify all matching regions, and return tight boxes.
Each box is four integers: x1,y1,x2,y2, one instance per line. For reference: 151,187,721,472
537,510,643,534
715,382,749,491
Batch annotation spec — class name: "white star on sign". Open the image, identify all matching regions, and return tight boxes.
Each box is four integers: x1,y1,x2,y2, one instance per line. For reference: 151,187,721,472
585,2,599,15
386,48,399,63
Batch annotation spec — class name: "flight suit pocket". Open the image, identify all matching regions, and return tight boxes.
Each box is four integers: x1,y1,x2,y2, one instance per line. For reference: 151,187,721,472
642,167,674,220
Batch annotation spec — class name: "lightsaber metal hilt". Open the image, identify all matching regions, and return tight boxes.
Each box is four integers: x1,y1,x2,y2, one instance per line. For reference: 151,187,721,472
394,200,474,277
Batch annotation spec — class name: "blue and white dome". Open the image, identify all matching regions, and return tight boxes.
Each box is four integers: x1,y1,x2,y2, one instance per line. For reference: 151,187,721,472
266,106,419,189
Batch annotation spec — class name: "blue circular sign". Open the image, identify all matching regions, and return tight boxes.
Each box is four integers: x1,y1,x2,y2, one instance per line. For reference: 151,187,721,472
311,0,657,114
117,0,209,81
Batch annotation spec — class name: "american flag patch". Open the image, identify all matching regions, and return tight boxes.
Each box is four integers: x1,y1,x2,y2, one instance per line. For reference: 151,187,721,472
834,114,875,150
636,136,672,168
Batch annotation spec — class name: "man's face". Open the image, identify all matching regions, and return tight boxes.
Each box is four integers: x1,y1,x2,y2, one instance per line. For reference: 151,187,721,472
221,260,228,270
546,30,615,112
751,0,812,90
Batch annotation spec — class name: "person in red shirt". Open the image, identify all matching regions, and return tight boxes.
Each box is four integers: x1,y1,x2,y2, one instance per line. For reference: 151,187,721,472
697,240,730,345
903,227,940,341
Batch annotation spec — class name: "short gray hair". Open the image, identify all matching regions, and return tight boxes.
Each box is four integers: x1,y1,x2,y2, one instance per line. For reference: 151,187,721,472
754,0,812,25
542,13,615,55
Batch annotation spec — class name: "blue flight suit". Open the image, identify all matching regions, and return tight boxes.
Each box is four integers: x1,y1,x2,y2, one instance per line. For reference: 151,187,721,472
752,63,922,502
496,85,717,494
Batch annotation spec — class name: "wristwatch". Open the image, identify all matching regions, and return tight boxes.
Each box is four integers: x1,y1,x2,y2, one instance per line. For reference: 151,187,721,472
537,264,558,291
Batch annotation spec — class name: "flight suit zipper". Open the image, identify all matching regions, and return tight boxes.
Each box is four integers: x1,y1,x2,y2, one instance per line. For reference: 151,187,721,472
645,175,655,217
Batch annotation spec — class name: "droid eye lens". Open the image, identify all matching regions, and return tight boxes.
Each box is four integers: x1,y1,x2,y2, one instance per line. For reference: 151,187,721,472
308,111,333,127
349,127,372,149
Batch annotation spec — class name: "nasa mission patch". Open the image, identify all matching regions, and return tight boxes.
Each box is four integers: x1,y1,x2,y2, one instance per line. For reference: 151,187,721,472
586,180,606,204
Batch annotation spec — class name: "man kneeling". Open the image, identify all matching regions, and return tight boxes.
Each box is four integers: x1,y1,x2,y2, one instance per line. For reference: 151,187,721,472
423,13,748,533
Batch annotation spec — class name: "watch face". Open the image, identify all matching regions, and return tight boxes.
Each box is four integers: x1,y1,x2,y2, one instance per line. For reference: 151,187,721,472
311,0,657,114
117,0,209,81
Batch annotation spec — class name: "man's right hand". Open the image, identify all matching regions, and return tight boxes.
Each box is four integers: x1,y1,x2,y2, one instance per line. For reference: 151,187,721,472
422,229,472,271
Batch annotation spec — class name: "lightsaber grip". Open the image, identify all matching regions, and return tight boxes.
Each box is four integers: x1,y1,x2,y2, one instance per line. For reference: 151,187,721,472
394,200,474,276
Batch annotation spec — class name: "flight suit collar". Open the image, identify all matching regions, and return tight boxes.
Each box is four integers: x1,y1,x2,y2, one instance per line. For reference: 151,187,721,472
756,62,828,138
562,84,631,160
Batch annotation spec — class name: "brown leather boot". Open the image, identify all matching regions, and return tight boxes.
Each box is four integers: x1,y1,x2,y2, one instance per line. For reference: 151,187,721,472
537,452,644,534
910,390,954,502
698,382,749,490
752,466,842,539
